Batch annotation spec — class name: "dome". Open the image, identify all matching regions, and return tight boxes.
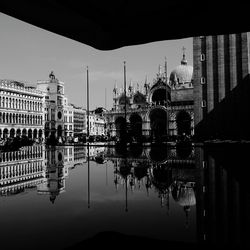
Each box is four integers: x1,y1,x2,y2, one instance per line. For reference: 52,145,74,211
133,91,146,104
169,52,193,86
118,93,130,105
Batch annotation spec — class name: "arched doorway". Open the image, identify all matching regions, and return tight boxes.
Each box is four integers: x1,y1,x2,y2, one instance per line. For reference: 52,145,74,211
152,88,170,106
3,128,8,139
39,129,43,139
57,125,62,138
33,129,38,139
115,117,127,141
149,108,168,141
16,129,21,137
22,128,27,137
10,128,15,138
129,113,142,141
28,129,32,139
176,111,191,136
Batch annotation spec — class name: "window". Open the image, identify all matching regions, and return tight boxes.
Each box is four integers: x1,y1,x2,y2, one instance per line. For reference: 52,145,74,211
200,54,205,61
201,100,206,107
200,77,206,84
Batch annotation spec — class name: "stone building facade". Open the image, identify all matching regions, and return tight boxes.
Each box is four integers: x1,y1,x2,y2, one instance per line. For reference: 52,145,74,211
0,80,44,140
36,71,68,140
105,52,194,141
193,33,250,139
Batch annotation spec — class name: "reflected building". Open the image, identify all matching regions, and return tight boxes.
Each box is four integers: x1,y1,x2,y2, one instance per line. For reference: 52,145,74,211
105,50,194,141
109,145,197,225
195,145,250,246
37,147,69,203
0,145,45,196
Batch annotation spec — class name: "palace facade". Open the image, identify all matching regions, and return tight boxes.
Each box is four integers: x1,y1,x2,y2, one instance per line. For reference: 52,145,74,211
105,51,194,141
0,80,44,140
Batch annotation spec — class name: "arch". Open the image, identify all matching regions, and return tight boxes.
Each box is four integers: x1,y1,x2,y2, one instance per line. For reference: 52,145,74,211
149,108,168,141
3,128,8,139
10,128,15,138
28,129,33,139
33,129,38,139
22,128,27,137
176,110,191,136
115,116,127,140
129,113,142,140
151,88,170,106
16,129,21,137
38,129,43,138
148,146,169,164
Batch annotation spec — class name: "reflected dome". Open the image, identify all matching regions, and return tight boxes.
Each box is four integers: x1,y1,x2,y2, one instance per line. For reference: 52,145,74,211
171,182,196,207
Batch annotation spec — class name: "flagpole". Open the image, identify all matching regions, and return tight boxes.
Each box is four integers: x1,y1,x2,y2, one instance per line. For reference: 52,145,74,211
165,57,168,108
124,61,127,137
86,65,90,208
87,66,89,140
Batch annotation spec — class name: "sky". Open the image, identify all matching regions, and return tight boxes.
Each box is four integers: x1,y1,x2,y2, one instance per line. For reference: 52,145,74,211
0,12,193,110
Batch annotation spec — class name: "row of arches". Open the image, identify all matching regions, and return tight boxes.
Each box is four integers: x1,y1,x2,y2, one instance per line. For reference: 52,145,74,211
114,109,192,140
0,96,43,111
0,112,43,125
0,128,43,139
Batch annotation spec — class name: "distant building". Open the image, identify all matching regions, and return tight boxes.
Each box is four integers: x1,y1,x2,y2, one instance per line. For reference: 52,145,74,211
88,111,96,136
0,79,44,140
94,114,106,136
70,104,86,138
63,104,74,140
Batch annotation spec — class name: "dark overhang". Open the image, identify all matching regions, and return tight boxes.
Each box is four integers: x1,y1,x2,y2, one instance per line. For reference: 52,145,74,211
0,0,249,50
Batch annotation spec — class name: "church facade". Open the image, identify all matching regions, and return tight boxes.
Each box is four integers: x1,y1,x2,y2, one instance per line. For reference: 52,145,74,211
105,51,194,141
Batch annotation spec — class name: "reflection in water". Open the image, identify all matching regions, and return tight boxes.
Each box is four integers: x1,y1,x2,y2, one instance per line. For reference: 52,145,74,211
0,143,249,248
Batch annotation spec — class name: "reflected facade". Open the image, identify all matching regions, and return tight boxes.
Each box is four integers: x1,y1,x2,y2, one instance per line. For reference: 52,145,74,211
0,144,249,248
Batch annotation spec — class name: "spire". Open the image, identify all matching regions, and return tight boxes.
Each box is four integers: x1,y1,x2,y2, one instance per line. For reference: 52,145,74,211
128,79,133,93
164,57,168,84
181,46,187,65
164,57,167,77
158,64,162,76
113,81,117,95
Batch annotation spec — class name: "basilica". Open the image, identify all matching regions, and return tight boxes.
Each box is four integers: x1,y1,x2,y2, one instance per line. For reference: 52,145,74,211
105,50,194,141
